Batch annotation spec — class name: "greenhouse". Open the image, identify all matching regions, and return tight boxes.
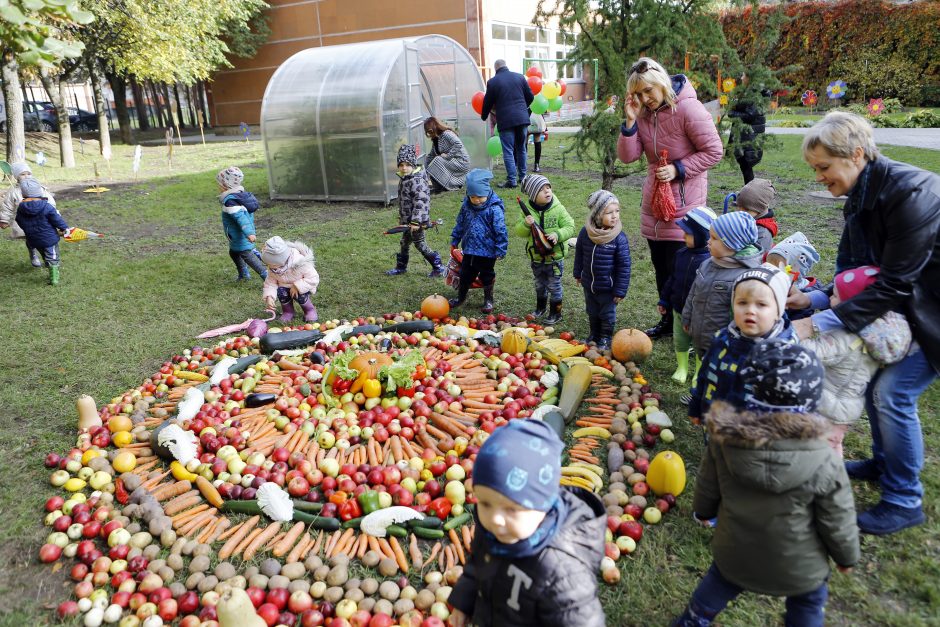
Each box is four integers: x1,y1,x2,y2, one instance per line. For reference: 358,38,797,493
260,35,489,203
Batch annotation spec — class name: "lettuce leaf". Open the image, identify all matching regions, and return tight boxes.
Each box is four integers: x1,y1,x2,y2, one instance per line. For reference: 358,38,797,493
379,350,426,392
330,349,360,381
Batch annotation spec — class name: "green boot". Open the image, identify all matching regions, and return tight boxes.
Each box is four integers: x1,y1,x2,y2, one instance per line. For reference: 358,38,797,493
692,354,702,383
671,350,690,383
49,265,60,286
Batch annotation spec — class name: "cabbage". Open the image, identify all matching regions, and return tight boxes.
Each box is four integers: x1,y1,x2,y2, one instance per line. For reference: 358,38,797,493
379,350,426,392
360,506,424,538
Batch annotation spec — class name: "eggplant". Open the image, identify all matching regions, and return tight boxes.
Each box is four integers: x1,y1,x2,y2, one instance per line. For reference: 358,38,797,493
307,350,326,365
382,320,435,334
259,329,324,353
245,393,277,408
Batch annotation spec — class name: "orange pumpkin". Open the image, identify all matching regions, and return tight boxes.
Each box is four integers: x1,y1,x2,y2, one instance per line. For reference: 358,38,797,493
350,352,393,379
421,294,450,321
611,329,653,363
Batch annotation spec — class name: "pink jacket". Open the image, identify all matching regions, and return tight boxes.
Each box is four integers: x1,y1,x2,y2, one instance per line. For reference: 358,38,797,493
262,242,320,301
618,76,723,242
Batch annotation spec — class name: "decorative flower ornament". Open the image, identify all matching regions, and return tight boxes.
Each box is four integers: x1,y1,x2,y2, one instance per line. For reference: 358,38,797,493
868,98,885,116
801,90,818,107
826,80,847,99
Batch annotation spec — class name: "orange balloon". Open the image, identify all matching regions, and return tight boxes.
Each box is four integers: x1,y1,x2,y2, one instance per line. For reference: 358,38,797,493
471,91,485,115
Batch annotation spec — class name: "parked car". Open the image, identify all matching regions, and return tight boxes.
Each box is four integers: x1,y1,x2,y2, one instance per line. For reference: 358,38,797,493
0,101,42,132
67,107,98,133
23,101,59,132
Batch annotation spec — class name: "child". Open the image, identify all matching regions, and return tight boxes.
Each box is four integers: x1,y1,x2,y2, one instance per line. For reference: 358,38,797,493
675,341,858,627
800,266,912,457
572,190,631,349
528,111,548,173
682,211,764,359
514,174,575,324
733,177,777,254
15,177,68,286
449,169,508,313
217,166,267,281
765,232,823,321
385,145,446,277
1,162,59,267
261,236,320,322
658,206,717,383
448,419,606,627
688,264,794,424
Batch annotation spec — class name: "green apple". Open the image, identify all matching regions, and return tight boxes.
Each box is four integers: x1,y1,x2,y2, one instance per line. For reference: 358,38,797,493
365,397,382,410
445,480,466,505
89,471,112,490
397,396,413,411
401,477,418,494
360,427,374,440
381,397,398,409
353,392,366,405
445,464,466,482
347,425,362,438
318,431,336,449
227,457,247,475
643,507,662,524
340,392,354,405
378,492,393,509
615,535,637,554
659,428,675,443
319,458,340,478
311,406,327,420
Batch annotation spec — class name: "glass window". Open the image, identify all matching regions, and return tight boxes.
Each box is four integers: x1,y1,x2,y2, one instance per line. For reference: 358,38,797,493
538,29,549,43
492,24,506,40
525,27,537,43
507,25,521,41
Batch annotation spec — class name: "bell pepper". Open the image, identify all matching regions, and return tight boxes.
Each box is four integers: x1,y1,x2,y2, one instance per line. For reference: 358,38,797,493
357,490,381,515
339,499,362,522
396,385,415,398
350,371,369,394
329,491,349,505
429,497,453,520
332,377,352,395
412,364,427,381
114,478,129,505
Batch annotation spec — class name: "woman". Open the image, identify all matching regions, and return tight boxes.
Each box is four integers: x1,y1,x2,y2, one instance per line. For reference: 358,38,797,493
618,57,723,339
790,111,940,535
423,117,471,193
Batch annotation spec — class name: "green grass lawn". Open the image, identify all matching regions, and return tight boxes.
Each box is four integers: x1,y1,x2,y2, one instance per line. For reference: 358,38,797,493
0,132,938,626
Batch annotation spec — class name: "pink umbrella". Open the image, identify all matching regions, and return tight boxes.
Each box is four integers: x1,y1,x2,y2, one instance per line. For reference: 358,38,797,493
198,310,276,339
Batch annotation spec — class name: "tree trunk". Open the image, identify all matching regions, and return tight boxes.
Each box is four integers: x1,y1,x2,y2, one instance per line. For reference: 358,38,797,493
148,81,165,127
86,58,112,158
161,83,176,130
2,51,25,162
197,80,210,128
188,84,198,127
38,67,75,168
129,76,149,131
172,82,186,129
105,70,133,144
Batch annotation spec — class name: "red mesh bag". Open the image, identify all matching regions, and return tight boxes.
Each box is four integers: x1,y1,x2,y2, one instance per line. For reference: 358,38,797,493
445,248,484,291
651,149,677,222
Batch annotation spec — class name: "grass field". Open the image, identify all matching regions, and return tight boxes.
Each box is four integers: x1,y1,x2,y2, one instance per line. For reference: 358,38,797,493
0,131,938,626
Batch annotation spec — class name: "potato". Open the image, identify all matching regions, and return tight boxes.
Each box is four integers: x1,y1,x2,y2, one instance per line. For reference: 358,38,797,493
260,558,281,578
244,566,259,579
393,599,415,617
268,575,290,589
373,600,394,617
400,586,417,601
601,493,619,508
160,529,177,548
309,581,327,598
148,516,172,537
629,495,648,509
608,482,627,494
142,544,161,560
358,598,376,613
378,558,399,578
193,543,211,557
304,555,323,572
360,578,379,596
248,574,269,590
280,562,305,581
147,559,166,573
326,565,348,587
609,472,624,485
131,532,153,549
414,589,435,611
120,473,142,491
345,589,364,603
197,575,219,593
158,566,175,584
343,578,361,592
182,540,198,556
361,550,381,568
378,581,400,601
605,505,624,517
185,572,204,590
324,586,344,604
169,582,186,598
122,504,140,519
188,555,210,573
170,538,187,555
288,579,309,594
329,554,350,568
214,562,236,582
313,565,331,582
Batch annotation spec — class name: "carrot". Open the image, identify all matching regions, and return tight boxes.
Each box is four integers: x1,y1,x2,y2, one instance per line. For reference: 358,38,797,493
300,534,316,560
390,436,403,463
324,529,342,556
444,545,455,572
408,534,422,567
232,527,263,558
266,532,286,551
273,521,306,557
461,525,472,552
195,476,224,508
389,536,409,572
356,533,369,559
461,399,502,410
423,542,442,568
244,522,282,561
367,535,381,556
276,359,306,371
163,490,200,515
430,413,467,439
206,519,231,544
216,519,246,543
219,516,260,559
377,538,397,562
449,529,466,564
179,509,217,537
196,518,220,544
310,530,324,556
287,533,311,563
151,480,191,502
171,504,209,526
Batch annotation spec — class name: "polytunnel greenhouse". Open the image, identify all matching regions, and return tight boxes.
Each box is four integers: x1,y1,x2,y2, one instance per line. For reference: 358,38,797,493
261,35,489,203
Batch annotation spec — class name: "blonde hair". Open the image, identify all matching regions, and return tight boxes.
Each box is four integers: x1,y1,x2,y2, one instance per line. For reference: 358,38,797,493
626,57,678,112
802,111,879,161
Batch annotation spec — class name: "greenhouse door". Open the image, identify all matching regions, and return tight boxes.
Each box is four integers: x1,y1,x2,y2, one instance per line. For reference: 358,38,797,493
404,43,425,153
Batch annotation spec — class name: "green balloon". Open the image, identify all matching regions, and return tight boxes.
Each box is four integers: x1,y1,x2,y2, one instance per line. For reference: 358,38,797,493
531,94,550,114
487,135,503,157
548,96,564,112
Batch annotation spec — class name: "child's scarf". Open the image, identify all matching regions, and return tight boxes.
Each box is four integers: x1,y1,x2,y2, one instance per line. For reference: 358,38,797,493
585,215,622,245
482,495,568,559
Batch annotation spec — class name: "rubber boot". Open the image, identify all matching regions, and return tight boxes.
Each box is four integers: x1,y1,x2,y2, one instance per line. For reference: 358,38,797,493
671,350,690,384
543,301,563,325
48,265,60,286
28,245,42,268
449,287,469,308
530,294,548,319
645,312,674,340
427,252,446,278
596,322,614,351
583,317,601,345
299,300,318,322
692,354,703,383
480,284,495,314
386,253,408,276
279,300,296,322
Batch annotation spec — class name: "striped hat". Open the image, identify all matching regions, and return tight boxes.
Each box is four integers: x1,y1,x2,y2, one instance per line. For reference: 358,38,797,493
587,190,619,226
522,174,550,202
678,206,718,247
712,211,758,252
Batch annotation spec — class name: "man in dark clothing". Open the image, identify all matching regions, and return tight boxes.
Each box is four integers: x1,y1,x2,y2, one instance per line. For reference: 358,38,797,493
481,60,534,189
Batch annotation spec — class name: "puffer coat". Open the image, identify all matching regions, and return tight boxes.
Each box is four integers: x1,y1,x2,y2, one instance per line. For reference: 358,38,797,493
2,181,56,238
220,190,260,252
572,227,631,298
397,167,431,226
261,242,319,301
451,192,508,258
512,196,575,263
16,198,68,249
659,244,710,312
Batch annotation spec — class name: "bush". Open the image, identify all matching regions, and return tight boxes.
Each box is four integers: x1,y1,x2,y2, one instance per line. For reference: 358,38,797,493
869,115,899,128
778,120,813,128
772,106,795,116
902,109,940,128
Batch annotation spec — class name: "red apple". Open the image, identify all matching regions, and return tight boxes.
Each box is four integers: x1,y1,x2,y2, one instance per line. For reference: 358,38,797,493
288,590,314,614
265,588,289,611
178,591,200,614
619,520,643,542
632,481,649,497
301,609,326,627
288,476,311,498
158,598,178,622
256,603,280,627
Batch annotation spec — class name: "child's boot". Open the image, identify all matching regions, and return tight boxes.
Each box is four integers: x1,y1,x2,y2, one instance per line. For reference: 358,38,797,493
480,284,495,314
583,317,600,345
427,252,446,278
48,265,60,286
543,300,563,325
671,350,690,383
596,322,613,351
299,300,318,322
530,294,547,319
28,245,42,268
449,287,468,308
278,300,296,322
386,253,408,276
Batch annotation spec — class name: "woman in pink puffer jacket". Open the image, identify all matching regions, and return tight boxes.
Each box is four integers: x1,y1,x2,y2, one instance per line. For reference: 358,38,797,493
618,57,723,339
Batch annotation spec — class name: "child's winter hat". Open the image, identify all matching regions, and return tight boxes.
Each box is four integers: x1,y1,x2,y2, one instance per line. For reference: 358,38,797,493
733,263,791,318
473,419,562,511
522,174,550,202
741,340,824,413
735,178,776,217
20,177,44,199
216,166,244,190
712,211,758,252
768,232,820,290
10,162,31,179
261,236,291,267
834,265,879,301
397,144,418,167
466,169,494,197
678,206,718,248
587,190,619,226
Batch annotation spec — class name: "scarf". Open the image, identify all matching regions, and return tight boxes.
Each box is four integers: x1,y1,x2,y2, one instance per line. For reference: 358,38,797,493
727,317,788,343
218,186,245,202
483,495,568,559
585,216,622,245
836,160,875,273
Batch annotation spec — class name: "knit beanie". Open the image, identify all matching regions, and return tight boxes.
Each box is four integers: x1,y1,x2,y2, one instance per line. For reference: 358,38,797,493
522,174,550,202
587,190,619,226
20,177,44,199
473,419,562,511
741,340,824,413
11,162,31,179
260,236,291,267
466,169,494,197
735,178,776,217
216,166,244,190
678,206,718,248
712,211,758,252
768,232,820,289
733,263,791,318
834,265,879,302
397,144,418,167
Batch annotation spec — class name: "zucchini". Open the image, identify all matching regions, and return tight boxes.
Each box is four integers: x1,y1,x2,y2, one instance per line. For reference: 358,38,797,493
230,354,265,374
386,524,408,538
558,363,592,423
292,500,323,514
245,393,276,408
443,512,472,530
541,409,566,439
342,517,363,529
412,527,446,540
382,320,434,334
260,329,324,354
343,324,382,338
220,500,264,514
407,517,444,530
292,511,341,530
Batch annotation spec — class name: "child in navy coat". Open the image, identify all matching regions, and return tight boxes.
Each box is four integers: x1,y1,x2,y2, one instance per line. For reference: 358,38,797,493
15,177,68,286
218,166,267,281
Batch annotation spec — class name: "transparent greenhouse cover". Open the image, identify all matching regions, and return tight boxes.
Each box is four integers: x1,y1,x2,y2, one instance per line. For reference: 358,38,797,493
261,35,489,203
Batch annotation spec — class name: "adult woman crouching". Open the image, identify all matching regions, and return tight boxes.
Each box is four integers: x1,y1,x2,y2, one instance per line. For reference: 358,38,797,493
792,111,940,535
424,117,472,193
618,57,723,339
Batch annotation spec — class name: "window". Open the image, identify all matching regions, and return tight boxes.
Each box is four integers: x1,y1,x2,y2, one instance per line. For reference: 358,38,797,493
506,25,521,41
538,29,549,43
525,27,537,43
555,50,582,80
492,24,506,39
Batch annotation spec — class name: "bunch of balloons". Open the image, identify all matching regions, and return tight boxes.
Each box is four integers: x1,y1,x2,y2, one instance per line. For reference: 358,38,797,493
525,66,566,114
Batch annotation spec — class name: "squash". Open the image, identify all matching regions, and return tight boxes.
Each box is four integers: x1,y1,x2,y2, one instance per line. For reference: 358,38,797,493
611,328,653,363
501,328,530,355
540,409,566,439
230,354,265,374
76,395,101,430
342,324,383,339
217,586,267,627
421,294,451,321
383,320,435,334
557,363,592,423
350,352,394,379
259,329,324,353
646,451,686,496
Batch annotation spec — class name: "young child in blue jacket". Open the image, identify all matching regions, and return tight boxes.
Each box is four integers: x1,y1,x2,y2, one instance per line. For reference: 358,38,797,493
573,190,631,349
449,169,508,314
218,166,267,281
15,177,69,286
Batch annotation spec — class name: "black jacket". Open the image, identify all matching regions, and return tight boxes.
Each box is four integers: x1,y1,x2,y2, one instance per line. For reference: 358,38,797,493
481,67,534,129
448,488,606,627
832,157,940,373
16,198,68,249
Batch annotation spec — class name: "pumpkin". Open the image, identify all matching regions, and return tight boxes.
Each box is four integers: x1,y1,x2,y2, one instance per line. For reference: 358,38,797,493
611,328,653,363
501,328,530,355
421,294,450,320
645,451,686,496
350,352,393,379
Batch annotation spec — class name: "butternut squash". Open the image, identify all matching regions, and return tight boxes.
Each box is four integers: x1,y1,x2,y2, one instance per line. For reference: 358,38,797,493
77,395,101,430
557,364,591,423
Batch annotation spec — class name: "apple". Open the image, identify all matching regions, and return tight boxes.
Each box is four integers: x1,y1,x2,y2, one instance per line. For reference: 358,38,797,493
643,507,662,524
632,482,649,497
178,591,200,614
368,614,394,627
615,535,637,554
618,520,643,542
266,587,290,611
244,588,266,609
289,590,314,614
256,603,280,627
301,609,326,626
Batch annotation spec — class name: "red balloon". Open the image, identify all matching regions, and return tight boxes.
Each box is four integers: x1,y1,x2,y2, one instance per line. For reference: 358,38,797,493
526,66,543,79
558,79,567,96
471,91,485,115
527,76,543,95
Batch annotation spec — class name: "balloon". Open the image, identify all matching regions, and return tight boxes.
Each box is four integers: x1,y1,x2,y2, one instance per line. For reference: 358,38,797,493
527,76,543,95
541,81,561,100
471,91,485,115
486,136,503,157
526,66,543,79
530,94,550,115
558,79,567,96
548,97,564,112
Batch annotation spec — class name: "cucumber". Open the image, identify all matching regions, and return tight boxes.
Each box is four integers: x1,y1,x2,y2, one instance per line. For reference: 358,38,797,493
230,354,265,374
386,524,408,538
412,526,446,540
342,517,363,529
292,500,323,514
245,393,276,408
260,329,324,354
292,511,341,530
343,324,382,338
407,516,444,530
443,512,472,530
220,500,264,514
383,320,435,334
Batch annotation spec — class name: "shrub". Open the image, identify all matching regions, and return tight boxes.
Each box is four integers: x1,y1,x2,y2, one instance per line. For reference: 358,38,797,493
901,109,940,128
778,120,813,128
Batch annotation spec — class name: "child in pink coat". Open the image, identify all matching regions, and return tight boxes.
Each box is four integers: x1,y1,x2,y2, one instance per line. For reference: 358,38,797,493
260,236,320,322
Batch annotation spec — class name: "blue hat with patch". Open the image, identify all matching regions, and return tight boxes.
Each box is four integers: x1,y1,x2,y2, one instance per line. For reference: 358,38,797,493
466,168,494,197
473,419,562,511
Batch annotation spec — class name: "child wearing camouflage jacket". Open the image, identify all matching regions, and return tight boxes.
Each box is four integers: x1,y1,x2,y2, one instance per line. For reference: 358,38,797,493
386,144,446,277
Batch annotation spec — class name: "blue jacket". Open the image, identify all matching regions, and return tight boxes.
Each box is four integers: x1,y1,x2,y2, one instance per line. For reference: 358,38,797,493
220,191,260,252
572,228,631,298
451,192,508,258
481,67,534,129
659,245,710,313
16,198,68,249
787,278,829,321
688,322,796,421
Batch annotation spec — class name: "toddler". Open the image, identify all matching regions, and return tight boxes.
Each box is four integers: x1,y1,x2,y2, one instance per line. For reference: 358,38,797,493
765,232,823,321
449,169,508,313
217,166,266,281
1,162,59,267
448,419,606,627
15,177,69,285
572,190,631,349
513,174,575,324
676,341,858,627
261,236,320,323
385,144,446,277
733,177,777,254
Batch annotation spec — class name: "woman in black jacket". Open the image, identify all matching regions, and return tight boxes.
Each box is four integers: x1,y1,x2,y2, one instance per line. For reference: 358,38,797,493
790,111,940,536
